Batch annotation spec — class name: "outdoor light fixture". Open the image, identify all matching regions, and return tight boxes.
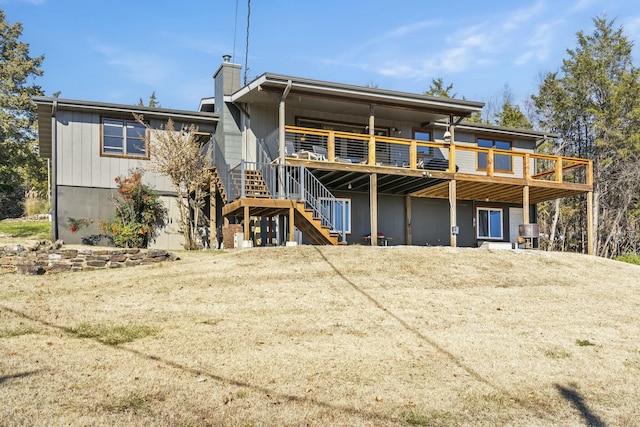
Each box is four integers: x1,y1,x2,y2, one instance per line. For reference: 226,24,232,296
443,130,452,143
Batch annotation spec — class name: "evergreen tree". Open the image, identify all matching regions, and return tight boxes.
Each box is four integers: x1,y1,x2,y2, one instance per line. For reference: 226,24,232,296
0,9,46,218
533,16,640,257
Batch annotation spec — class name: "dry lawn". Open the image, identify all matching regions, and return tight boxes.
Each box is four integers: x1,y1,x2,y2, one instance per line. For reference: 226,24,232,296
1,244,639,426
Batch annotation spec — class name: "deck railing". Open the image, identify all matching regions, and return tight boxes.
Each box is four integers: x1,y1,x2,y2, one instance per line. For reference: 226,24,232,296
283,126,593,186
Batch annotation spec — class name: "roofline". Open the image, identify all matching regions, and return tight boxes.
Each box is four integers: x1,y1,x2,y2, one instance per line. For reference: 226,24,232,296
32,96,219,123
232,72,484,116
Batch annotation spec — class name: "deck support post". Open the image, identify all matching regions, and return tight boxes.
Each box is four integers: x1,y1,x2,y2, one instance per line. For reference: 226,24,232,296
288,206,297,246
370,172,378,246
449,179,457,247
587,191,594,255
405,195,412,245
210,179,217,249
523,185,530,224
243,204,250,242
268,216,274,245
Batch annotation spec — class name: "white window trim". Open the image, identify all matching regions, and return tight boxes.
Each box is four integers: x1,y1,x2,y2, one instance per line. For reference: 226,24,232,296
476,207,503,240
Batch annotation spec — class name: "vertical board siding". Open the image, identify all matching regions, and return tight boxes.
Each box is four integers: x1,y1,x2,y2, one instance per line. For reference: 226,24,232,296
56,111,176,193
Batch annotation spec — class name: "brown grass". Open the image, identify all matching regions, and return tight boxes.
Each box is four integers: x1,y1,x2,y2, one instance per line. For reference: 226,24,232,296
1,245,639,426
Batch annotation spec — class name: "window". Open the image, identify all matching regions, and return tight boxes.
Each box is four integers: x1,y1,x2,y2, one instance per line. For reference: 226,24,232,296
477,137,512,172
477,207,503,240
102,119,148,158
319,197,351,234
414,129,433,158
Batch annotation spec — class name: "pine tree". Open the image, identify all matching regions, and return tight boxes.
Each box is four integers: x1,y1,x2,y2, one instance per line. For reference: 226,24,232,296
0,9,45,218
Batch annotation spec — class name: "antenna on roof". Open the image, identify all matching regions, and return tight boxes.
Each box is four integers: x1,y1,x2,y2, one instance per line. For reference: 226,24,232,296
244,0,251,85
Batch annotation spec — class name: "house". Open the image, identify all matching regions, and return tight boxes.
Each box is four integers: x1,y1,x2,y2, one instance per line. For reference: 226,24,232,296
34,56,594,252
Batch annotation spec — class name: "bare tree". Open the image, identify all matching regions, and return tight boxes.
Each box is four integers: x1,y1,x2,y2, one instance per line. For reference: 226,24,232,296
136,115,211,249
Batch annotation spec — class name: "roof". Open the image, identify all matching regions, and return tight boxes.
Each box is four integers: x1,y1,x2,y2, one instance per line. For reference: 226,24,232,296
231,72,484,124
33,96,218,158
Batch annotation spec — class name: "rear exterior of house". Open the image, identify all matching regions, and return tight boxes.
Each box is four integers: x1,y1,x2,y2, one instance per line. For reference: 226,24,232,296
209,57,593,251
35,57,593,252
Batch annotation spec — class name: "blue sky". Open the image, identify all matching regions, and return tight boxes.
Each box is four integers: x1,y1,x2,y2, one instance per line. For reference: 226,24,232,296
3,0,640,113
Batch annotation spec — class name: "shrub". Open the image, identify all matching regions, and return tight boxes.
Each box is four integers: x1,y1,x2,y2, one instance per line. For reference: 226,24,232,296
100,169,166,248
616,253,640,266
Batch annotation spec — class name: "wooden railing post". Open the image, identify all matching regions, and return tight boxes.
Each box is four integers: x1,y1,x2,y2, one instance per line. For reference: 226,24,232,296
487,149,494,177
327,131,335,162
586,159,593,186
524,153,530,180
368,135,376,165
410,139,417,168
448,143,456,173
556,156,563,183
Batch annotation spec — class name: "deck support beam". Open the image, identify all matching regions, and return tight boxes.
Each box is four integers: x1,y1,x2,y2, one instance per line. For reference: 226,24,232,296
243,205,250,242
288,206,296,244
210,179,217,249
405,195,412,245
449,179,457,247
523,185,530,224
370,172,378,246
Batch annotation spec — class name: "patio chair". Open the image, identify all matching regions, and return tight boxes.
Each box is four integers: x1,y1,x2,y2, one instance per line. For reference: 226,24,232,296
285,141,299,158
311,145,328,161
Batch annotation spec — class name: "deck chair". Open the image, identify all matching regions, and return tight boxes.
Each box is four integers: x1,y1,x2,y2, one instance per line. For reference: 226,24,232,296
285,141,299,158
311,145,328,161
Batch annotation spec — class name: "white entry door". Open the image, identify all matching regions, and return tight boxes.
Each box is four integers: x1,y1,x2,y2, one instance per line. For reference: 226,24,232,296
509,208,524,246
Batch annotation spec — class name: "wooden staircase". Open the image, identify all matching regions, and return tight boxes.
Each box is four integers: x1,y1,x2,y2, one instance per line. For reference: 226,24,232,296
211,168,228,203
230,169,270,198
293,201,345,245
221,198,345,246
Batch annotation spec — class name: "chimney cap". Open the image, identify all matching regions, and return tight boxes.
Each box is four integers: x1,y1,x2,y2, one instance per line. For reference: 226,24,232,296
222,54,232,63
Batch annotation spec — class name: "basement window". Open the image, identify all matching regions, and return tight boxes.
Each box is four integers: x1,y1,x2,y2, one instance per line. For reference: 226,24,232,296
477,207,503,240
102,119,148,158
319,197,351,235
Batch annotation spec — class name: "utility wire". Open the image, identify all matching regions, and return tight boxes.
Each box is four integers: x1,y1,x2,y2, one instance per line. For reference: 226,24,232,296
244,0,251,85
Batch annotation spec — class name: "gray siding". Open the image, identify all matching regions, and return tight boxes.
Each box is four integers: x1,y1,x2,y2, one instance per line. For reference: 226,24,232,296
55,111,177,192
57,186,183,250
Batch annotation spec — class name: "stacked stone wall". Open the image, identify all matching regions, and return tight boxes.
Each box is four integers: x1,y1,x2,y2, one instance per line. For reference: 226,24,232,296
0,241,179,275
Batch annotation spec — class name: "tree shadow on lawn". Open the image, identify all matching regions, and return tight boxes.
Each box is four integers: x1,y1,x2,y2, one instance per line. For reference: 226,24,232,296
555,384,606,427
0,370,43,386
0,304,401,425
312,246,566,422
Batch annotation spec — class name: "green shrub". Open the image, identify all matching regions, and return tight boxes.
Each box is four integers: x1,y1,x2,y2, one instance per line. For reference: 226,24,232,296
99,169,166,248
616,253,640,266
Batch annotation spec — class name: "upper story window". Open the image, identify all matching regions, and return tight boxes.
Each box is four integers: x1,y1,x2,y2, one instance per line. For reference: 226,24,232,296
477,137,512,172
413,129,433,159
102,119,148,158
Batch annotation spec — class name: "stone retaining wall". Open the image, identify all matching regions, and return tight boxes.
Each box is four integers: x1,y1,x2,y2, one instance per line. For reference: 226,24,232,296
0,241,179,275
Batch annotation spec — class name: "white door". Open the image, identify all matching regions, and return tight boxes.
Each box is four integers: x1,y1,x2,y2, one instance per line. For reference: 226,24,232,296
509,208,524,246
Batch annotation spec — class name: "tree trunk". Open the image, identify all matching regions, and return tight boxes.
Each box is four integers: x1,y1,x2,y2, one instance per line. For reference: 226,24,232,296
548,199,561,251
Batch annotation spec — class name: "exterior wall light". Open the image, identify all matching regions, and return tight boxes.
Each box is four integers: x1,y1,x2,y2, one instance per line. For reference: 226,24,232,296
443,130,452,143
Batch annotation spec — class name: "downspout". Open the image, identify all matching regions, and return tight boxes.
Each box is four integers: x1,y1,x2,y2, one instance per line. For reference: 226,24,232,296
278,80,292,165
51,100,58,241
